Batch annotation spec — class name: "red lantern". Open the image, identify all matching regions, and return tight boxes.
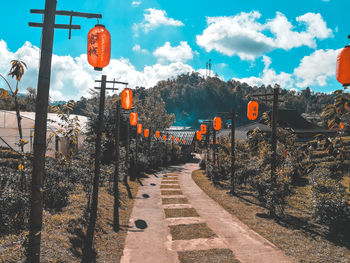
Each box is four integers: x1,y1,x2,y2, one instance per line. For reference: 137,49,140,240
200,124,207,134
247,101,259,120
176,137,180,143
155,131,160,138
182,139,186,144
340,122,344,130
163,135,167,141
213,117,221,131
171,136,175,141
196,131,202,141
87,24,111,71
130,112,137,126
137,123,142,134
336,45,350,87
121,88,133,110
144,129,149,138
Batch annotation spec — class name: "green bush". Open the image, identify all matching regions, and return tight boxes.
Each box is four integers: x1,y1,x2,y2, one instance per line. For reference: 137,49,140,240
311,168,350,233
254,169,293,217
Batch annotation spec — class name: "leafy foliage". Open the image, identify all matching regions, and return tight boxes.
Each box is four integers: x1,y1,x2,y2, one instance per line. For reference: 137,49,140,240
311,168,350,233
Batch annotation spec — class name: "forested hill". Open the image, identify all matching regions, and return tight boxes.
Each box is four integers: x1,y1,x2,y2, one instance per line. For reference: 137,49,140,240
143,73,334,128
0,73,335,128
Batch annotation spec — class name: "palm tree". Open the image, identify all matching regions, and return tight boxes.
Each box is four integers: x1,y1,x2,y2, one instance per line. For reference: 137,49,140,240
8,60,27,153
0,60,27,190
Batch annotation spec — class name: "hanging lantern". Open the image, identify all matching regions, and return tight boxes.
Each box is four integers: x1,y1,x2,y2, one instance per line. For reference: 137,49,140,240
213,117,221,131
171,136,175,141
155,130,160,138
137,123,142,134
121,88,133,110
200,124,207,134
130,112,137,126
182,139,186,144
176,137,180,143
144,129,149,138
87,24,111,71
336,44,350,87
247,101,259,120
196,131,202,141
340,122,344,130
163,135,167,141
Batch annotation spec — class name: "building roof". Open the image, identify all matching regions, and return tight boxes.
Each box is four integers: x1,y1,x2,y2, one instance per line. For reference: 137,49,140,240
161,130,196,146
0,110,88,133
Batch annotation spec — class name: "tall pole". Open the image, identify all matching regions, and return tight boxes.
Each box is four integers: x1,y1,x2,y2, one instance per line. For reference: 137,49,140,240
124,118,132,198
28,0,57,261
271,87,279,181
230,110,236,195
135,129,138,175
113,102,120,232
212,130,216,165
83,75,106,261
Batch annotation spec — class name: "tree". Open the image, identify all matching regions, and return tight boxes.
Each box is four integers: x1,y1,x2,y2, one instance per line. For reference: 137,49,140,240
0,60,28,153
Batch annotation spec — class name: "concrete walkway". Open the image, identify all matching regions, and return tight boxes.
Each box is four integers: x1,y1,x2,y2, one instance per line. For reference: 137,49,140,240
120,162,297,263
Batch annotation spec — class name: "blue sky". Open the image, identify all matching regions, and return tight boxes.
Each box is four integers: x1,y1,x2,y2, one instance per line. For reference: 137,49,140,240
0,0,349,100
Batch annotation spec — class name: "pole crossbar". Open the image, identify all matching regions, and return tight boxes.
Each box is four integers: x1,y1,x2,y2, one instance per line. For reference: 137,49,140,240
95,80,128,85
29,22,81,29
30,9,102,18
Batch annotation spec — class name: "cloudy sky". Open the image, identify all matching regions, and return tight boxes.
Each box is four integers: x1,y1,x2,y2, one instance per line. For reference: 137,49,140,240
0,0,348,101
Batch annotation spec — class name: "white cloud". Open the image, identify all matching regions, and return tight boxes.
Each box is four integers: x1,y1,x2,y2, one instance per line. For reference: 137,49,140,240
132,44,148,54
0,40,195,101
132,1,141,7
133,8,184,34
293,48,341,87
196,11,332,60
232,56,293,88
153,41,194,63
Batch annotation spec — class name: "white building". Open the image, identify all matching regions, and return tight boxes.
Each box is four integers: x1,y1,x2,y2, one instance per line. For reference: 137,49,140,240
0,110,88,157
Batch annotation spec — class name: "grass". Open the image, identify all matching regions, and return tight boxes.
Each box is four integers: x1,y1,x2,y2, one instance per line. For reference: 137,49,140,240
162,198,189,204
177,248,240,263
0,180,140,262
169,223,216,240
161,190,183,195
192,169,350,263
164,208,199,218
160,184,181,189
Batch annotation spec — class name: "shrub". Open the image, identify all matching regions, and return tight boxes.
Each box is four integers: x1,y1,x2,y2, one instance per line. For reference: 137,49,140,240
311,168,350,233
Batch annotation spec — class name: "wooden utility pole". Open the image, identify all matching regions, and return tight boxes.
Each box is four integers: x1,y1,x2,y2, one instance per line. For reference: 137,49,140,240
28,3,102,261
230,110,236,194
270,87,279,180
218,110,236,194
250,84,282,181
83,75,107,261
28,1,57,261
113,102,121,232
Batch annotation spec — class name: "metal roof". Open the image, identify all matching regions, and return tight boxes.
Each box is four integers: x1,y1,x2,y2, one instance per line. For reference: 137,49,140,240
157,130,196,146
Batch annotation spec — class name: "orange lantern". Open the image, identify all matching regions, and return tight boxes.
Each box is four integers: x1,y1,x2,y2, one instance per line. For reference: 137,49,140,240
137,123,142,134
130,112,137,126
144,129,149,138
163,135,167,141
196,131,202,141
200,124,207,134
336,45,350,87
182,139,186,144
155,130,160,138
171,136,175,141
247,101,259,120
213,117,221,131
176,137,180,143
87,24,111,71
121,88,133,110
340,122,344,130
